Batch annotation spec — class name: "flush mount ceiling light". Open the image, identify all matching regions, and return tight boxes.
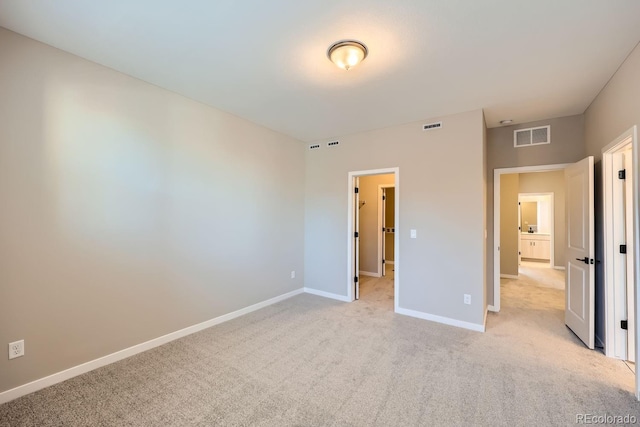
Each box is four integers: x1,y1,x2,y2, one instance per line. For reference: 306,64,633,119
500,119,514,125
327,40,368,71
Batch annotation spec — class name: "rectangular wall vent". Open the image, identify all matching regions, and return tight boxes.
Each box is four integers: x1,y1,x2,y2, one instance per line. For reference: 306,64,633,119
327,141,340,148
309,143,321,151
423,121,443,131
514,125,550,147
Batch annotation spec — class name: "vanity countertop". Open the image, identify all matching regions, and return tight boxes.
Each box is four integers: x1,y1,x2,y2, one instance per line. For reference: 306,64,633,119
521,232,550,236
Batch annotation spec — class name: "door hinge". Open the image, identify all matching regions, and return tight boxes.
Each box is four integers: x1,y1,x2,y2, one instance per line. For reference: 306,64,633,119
354,276,358,283
621,320,628,330
619,169,626,180
382,259,385,264
354,187,359,193
382,195,386,200
354,231,359,238
620,244,627,254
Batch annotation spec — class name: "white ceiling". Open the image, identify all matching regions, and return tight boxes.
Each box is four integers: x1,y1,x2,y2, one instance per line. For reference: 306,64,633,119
1,1,639,142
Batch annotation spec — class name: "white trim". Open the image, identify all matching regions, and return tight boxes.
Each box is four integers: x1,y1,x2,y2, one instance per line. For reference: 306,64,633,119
304,287,351,302
488,305,498,312
0,288,305,405
500,274,519,279
395,307,485,332
359,271,380,277
602,126,637,366
493,163,570,312
553,266,566,271
633,125,640,400
347,167,400,309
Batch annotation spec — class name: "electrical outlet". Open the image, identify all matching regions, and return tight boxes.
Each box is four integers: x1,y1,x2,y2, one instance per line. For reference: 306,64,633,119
9,340,24,360
464,294,471,305
290,270,296,279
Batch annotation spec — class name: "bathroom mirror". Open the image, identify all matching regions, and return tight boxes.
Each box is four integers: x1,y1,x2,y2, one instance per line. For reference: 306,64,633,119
519,194,552,234
521,201,537,232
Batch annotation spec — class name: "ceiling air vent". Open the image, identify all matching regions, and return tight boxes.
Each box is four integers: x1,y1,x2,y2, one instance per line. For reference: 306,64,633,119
514,125,550,147
327,141,340,148
423,121,442,131
309,143,321,151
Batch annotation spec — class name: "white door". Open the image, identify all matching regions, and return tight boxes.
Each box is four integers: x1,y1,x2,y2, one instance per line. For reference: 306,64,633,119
565,156,595,349
623,150,636,362
354,177,360,300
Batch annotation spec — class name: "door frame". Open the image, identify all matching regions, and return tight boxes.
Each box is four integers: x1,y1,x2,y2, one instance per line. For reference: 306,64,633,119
492,163,569,312
378,184,395,277
518,192,555,267
347,168,399,309
602,126,638,365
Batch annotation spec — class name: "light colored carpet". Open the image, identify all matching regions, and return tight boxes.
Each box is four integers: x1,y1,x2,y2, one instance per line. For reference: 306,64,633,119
1,273,638,426
517,261,565,290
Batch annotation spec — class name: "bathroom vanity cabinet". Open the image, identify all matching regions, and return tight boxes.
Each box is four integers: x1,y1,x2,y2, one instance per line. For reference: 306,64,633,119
520,233,550,261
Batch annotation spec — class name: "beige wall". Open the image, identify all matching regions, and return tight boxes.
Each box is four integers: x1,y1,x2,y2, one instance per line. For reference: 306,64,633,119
0,28,305,393
519,171,566,267
305,109,486,326
585,42,640,158
358,174,394,274
500,174,519,276
486,114,585,306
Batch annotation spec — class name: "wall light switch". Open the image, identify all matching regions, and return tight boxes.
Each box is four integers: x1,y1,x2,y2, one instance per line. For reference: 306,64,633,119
410,229,417,239
290,271,296,279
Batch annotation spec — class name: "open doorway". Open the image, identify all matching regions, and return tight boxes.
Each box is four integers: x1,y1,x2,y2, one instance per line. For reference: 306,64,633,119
347,168,399,312
516,192,561,291
496,168,568,348
494,159,599,352
518,193,554,267
494,166,568,312
379,185,395,277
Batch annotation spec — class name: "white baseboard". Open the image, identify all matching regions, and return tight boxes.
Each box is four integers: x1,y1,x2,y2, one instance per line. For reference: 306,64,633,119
487,304,499,312
553,266,566,271
0,288,305,405
303,287,351,302
359,271,380,277
500,274,519,279
395,307,485,332
385,260,394,265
